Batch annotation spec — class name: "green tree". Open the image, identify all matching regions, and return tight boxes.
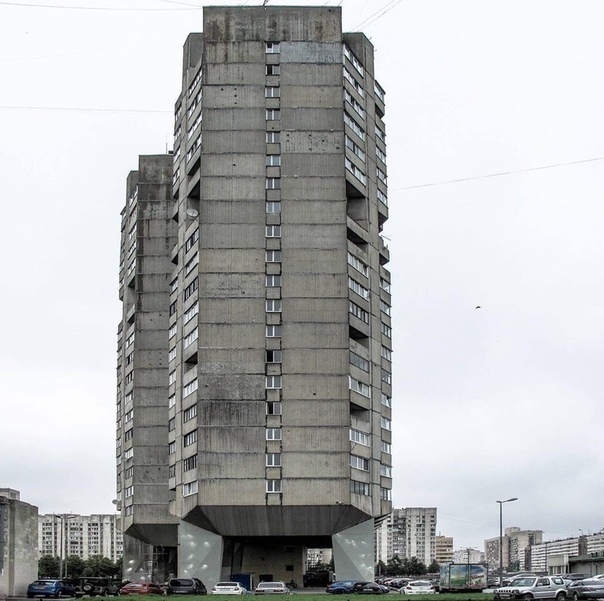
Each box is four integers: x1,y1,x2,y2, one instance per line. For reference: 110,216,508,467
376,560,387,576
386,554,403,575
402,556,427,576
65,555,85,579
427,560,440,574
83,556,121,578
39,555,60,578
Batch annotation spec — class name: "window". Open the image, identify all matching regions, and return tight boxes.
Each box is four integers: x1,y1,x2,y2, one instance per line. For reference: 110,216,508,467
349,277,369,299
124,428,133,441
265,41,280,53
169,301,177,316
266,350,282,363
344,90,365,119
168,371,176,385
266,480,282,493
343,44,364,77
124,409,133,423
266,131,281,143
168,347,176,362
377,167,387,184
349,301,369,324
380,487,392,501
185,253,199,275
184,454,198,471
381,440,392,454
125,331,135,347
375,125,386,142
183,430,197,447
168,442,175,455
266,225,281,238
344,111,365,140
381,322,392,338
265,86,280,98
266,64,280,75
266,201,281,214
266,453,281,467
125,372,133,384
381,417,392,431
349,351,369,372
381,392,391,408
168,464,176,478
266,109,280,121
380,464,392,477
266,177,281,190
169,278,178,293
377,188,388,206
350,480,370,496
169,323,177,339
168,418,175,432
184,301,199,324
183,378,198,397
349,376,370,397
347,252,368,277
345,134,366,162
376,145,387,164
266,428,281,440
343,66,365,97
266,375,282,389
266,250,282,263
381,346,392,361
124,486,134,498
125,352,133,366
184,328,198,348
380,277,391,293
265,275,281,287
266,299,282,312
266,154,281,166
266,401,282,415
266,325,282,337
185,228,199,252
184,277,198,300
350,428,370,446
381,369,391,385
345,158,366,184
169,394,176,408
183,481,198,496
350,455,369,471
183,404,197,422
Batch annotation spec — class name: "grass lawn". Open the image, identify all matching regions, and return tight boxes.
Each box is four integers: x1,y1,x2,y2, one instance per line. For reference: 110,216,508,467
121,594,495,601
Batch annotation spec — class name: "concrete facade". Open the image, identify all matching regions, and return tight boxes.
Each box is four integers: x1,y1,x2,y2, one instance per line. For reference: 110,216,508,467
38,514,123,562
435,536,454,565
529,533,604,573
485,526,543,572
0,489,38,597
117,5,391,586
391,508,437,565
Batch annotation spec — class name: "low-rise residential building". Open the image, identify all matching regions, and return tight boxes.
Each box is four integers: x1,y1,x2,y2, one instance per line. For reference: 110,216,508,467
0,489,38,597
38,514,123,562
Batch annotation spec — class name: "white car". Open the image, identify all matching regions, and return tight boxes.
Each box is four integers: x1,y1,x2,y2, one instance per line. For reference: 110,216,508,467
254,582,290,595
211,582,247,595
400,581,436,595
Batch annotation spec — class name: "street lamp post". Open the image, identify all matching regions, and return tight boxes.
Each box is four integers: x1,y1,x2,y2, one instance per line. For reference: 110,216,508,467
497,498,518,587
54,514,77,579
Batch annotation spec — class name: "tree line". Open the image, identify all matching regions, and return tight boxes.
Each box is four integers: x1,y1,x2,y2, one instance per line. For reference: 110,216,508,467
38,555,122,579
377,555,440,576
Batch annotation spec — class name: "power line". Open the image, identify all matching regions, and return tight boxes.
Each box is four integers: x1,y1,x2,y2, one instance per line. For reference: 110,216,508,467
393,156,604,191
0,1,198,10
353,0,402,30
0,105,171,113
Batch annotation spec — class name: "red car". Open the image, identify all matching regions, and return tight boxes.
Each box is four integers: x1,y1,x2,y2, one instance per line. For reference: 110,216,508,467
119,583,164,596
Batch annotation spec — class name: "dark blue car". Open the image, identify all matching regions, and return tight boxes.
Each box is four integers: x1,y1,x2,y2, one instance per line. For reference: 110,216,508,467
327,581,362,594
27,580,77,598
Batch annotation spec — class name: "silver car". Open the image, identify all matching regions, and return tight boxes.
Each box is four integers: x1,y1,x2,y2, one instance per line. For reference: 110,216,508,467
494,576,567,600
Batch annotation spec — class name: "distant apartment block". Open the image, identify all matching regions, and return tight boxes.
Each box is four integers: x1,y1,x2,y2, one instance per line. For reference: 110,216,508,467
0,489,38,597
452,547,483,564
485,527,542,572
38,514,123,562
391,508,437,565
529,533,604,573
435,536,453,565
375,514,393,565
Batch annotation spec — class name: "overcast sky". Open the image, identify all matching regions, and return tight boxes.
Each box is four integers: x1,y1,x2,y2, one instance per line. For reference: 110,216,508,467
1,0,603,552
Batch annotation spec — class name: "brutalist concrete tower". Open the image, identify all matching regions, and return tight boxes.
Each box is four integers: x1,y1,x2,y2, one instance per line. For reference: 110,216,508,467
117,5,392,586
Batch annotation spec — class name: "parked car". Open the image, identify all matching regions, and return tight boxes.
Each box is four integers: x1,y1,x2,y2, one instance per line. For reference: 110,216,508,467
354,582,389,594
166,578,207,595
28,580,77,598
253,582,290,594
565,580,604,601
118,583,164,596
327,581,361,594
74,577,121,597
400,581,436,595
211,582,247,595
494,576,567,600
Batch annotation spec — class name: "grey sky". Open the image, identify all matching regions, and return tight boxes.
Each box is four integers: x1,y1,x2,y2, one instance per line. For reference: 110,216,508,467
1,0,603,552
